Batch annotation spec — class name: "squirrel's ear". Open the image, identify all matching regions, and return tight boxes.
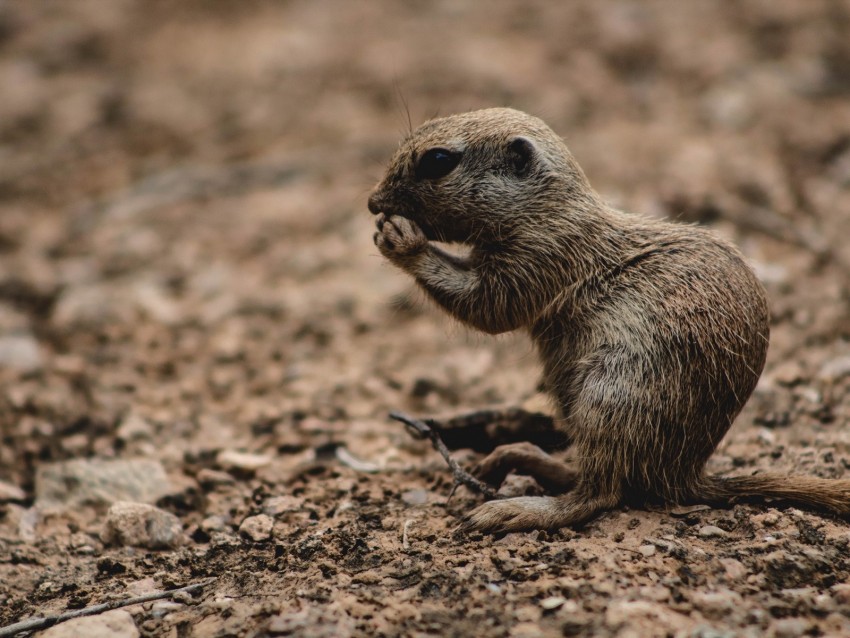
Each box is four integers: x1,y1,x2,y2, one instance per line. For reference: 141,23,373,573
507,136,537,177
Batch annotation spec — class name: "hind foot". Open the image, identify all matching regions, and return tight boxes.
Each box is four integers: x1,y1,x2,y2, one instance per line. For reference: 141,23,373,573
464,496,561,533
463,491,618,534
475,442,578,493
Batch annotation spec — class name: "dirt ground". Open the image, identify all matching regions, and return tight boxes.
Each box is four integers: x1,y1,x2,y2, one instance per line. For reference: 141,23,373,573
1,1,850,636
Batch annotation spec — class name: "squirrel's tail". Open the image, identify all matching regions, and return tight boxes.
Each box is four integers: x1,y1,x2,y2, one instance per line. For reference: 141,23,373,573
694,474,850,516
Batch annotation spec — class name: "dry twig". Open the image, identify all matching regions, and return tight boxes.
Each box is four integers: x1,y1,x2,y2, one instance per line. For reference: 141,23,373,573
390,411,498,499
0,578,217,637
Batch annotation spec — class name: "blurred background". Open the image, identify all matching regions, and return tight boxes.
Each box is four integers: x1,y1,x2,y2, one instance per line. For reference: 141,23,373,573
1,1,850,633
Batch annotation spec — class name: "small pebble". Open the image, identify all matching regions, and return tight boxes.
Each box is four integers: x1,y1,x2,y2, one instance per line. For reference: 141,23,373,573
0,479,26,502
102,501,185,549
0,333,43,372
539,596,566,610
691,590,742,619
699,525,728,538
771,617,812,638
239,514,274,542
38,609,139,638
36,458,173,510
216,450,272,472
638,544,656,557
401,489,429,506
200,515,229,533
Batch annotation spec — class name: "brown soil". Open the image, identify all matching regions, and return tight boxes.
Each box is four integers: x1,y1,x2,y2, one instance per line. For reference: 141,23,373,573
2,1,850,636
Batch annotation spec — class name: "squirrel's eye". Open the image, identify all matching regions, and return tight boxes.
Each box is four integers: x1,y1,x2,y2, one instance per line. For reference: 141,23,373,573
415,148,461,181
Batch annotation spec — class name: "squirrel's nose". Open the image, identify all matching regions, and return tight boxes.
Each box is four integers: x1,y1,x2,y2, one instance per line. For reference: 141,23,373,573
367,192,384,215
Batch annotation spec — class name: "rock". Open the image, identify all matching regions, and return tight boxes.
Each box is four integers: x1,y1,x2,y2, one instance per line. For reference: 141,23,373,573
401,489,429,506
35,458,173,511
770,617,813,638
831,583,850,606
605,600,691,633
0,479,26,502
216,450,272,473
196,468,236,488
52,281,180,327
691,590,743,619
638,586,670,602
239,514,274,541
638,544,656,557
116,414,154,442
265,605,355,638
698,525,728,538
262,495,302,516
719,558,747,580
771,360,804,386
38,609,139,638
0,332,42,372
335,446,380,473
201,515,229,533
102,501,185,549
539,596,566,610
818,356,850,382
690,627,736,638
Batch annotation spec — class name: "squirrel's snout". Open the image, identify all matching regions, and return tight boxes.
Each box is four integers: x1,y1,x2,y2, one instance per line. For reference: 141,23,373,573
367,192,384,215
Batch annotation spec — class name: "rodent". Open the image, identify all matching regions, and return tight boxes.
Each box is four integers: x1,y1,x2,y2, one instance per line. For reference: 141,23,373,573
368,107,850,533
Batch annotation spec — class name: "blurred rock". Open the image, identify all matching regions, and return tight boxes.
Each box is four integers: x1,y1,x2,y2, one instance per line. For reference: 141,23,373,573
216,450,272,473
39,609,139,638
691,589,743,619
637,544,656,557
102,501,184,549
0,332,42,372
769,618,813,638
818,356,850,383
116,413,154,442
699,525,728,539
35,458,173,510
0,479,26,502
401,489,428,506
265,604,355,638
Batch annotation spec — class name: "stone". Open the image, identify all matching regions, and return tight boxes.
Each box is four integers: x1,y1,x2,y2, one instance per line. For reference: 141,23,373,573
401,489,429,506
698,525,728,538
719,558,747,580
239,514,274,542
116,413,154,442
691,590,743,619
830,583,850,606
0,332,42,372
201,515,229,533
265,605,355,638
0,479,26,502
770,617,812,638
216,450,272,472
539,596,566,610
38,609,139,638
102,501,185,549
818,356,850,382
638,544,656,557
35,458,172,511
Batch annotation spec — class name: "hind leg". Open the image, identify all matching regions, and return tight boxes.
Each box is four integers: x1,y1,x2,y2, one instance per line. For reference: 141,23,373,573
475,442,578,493
464,488,620,533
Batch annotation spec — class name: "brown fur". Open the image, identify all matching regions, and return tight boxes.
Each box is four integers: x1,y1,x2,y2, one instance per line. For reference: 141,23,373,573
368,107,850,533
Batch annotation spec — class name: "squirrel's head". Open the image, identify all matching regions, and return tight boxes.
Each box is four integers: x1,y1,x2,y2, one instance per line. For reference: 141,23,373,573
368,108,597,245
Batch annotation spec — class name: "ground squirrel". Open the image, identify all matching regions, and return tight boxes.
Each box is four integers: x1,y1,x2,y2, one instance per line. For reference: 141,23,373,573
369,107,850,533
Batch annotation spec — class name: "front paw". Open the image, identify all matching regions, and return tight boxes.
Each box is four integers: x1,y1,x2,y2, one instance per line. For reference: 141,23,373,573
374,214,428,264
